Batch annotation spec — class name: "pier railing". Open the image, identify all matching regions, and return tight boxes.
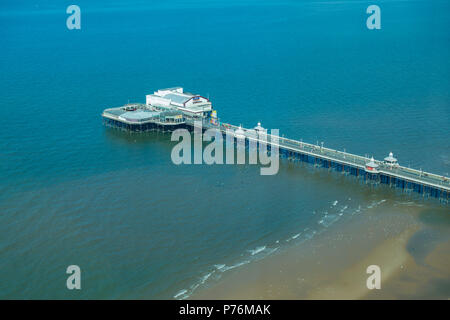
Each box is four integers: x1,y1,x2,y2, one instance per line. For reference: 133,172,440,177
104,114,449,192
208,121,450,190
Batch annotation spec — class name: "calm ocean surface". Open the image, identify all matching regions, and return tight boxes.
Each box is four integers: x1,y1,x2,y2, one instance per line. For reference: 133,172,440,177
0,0,449,299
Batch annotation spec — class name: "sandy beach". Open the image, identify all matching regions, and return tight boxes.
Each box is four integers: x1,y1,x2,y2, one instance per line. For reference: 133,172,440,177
192,202,450,300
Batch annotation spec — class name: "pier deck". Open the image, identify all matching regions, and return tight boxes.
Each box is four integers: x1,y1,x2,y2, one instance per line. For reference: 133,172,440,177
102,108,449,203
188,119,450,203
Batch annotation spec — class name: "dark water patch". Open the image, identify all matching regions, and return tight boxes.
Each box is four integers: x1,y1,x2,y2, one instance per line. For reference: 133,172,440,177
417,207,450,228
406,228,449,267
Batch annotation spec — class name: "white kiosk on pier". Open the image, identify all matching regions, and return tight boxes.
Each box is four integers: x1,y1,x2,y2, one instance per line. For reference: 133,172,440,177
384,152,399,168
365,157,379,173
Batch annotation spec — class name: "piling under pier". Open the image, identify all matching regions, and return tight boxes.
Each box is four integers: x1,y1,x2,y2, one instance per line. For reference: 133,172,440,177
185,120,450,204
102,114,449,204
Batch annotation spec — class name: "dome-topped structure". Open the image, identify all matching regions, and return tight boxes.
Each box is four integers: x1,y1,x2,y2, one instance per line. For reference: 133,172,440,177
384,152,399,168
254,122,265,132
254,122,267,141
235,126,246,139
365,157,379,173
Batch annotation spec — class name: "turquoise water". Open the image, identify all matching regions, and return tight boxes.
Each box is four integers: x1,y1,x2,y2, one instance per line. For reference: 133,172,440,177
0,0,449,299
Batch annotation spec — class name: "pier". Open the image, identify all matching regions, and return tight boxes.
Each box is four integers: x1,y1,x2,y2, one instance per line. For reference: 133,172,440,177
187,119,449,203
102,87,449,204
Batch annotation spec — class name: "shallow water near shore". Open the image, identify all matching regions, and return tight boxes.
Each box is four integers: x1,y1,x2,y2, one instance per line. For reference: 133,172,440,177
192,200,450,299
1,0,449,299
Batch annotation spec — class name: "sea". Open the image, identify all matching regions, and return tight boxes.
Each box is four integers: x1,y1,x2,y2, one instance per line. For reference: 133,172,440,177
0,0,449,299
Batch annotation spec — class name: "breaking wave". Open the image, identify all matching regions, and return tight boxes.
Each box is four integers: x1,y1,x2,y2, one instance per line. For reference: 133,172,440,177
249,246,266,255
173,197,390,300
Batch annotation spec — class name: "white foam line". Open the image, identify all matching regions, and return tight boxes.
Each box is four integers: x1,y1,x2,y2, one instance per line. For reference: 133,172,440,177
173,215,328,300
200,272,213,284
222,260,251,272
174,289,187,299
249,246,266,256
367,199,386,209
214,264,226,271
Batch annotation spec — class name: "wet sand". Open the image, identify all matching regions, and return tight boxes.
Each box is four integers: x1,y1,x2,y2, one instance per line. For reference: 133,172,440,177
192,202,450,299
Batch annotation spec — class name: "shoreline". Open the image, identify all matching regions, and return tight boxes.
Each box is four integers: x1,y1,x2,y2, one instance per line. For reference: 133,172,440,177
190,201,449,300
